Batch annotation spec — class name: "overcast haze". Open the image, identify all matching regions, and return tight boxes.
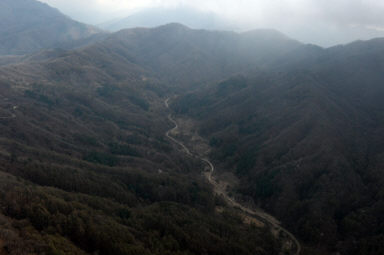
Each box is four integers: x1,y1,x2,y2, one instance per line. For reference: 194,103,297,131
39,0,384,46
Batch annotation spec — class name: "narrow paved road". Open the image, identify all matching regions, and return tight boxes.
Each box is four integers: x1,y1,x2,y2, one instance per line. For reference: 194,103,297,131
164,97,301,255
165,98,192,156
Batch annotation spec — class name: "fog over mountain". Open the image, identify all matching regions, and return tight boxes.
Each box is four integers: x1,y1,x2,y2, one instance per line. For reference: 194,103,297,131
100,7,235,32
2,0,384,254
39,0,384,46
0,0,103,55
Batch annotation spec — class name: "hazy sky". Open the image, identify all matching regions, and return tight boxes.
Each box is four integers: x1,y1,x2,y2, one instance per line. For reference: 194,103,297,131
39,0,384,46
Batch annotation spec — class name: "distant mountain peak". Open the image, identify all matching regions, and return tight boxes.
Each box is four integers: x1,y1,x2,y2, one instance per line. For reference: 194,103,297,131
0,0,103,55
242,29,294,41
99,6,236,32
155,23,191,31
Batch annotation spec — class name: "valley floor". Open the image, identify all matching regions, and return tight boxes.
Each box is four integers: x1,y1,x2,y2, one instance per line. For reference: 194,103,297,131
164,97,301,255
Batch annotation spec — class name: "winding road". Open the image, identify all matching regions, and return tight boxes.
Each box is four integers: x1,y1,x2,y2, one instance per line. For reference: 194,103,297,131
164,97,301,255
165,98,192,156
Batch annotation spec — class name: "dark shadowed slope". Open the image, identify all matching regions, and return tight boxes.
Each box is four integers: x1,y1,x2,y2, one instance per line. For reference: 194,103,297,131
173,38,384,255
3,20,384,254
0,26,285,254
0,0,103,55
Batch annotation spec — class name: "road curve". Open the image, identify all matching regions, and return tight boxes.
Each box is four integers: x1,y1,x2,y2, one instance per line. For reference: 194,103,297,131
201,153,301,255
166,113,193,156
164,97,301,255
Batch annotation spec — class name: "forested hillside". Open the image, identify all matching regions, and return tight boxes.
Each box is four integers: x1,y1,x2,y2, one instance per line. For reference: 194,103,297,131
173,38,384,254
103,23,301,87
0,24,288,254
0,0,103,55
1,1,384,252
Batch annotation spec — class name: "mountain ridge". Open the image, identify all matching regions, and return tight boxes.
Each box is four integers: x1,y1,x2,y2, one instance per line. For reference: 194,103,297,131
99,6,236,32
1,15,384,255
0,0,104,55
105,23,302,87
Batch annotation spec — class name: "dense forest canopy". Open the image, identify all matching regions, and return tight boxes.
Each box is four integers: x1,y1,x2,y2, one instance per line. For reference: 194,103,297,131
1,0,384,254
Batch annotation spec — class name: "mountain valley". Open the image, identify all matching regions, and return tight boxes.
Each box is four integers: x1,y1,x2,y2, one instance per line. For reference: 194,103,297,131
0,1,384,254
